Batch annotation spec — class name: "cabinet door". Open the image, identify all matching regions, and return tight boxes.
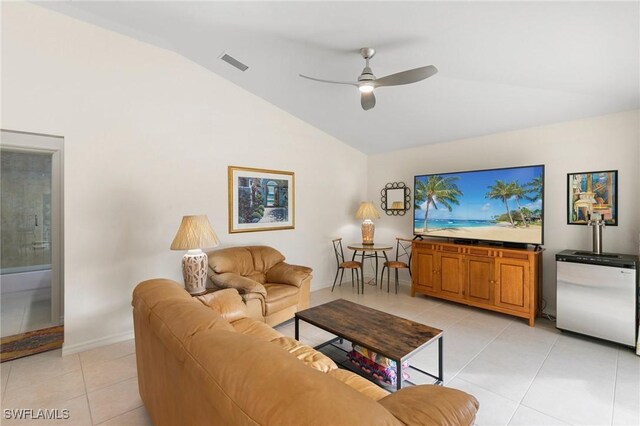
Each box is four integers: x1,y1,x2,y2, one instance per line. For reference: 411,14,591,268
494,258,530,313
414,250,437,291
438,253,464,298
465,256,494,304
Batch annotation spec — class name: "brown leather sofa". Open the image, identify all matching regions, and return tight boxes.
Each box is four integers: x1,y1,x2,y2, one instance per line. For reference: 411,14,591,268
206,246,311,326
132,279,479,426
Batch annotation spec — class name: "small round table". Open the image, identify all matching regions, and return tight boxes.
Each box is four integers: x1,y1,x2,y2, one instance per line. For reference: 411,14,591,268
347,243,393,294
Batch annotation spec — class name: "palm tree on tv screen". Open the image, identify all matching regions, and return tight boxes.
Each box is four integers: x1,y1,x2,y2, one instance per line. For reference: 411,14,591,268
486,180,515,226
527,176,543,201
415,175,462,231
508,181,530,228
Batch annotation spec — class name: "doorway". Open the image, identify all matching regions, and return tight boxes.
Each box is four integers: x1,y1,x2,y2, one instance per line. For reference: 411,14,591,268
0,130,64,361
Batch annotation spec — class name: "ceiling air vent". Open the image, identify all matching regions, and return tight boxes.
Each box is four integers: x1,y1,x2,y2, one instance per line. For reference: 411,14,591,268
219,53,248,72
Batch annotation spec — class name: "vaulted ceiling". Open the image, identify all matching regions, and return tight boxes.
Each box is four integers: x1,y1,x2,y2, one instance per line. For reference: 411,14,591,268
40,1,640,154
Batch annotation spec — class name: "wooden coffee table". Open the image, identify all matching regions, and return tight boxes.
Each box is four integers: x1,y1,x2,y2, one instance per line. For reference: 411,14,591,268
295,299,443,390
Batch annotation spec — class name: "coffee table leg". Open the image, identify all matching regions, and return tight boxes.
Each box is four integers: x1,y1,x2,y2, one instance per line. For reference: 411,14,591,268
375,253,379,287
295,317,299,340
361,251,366,294
438,336,444,384
396,359,402,391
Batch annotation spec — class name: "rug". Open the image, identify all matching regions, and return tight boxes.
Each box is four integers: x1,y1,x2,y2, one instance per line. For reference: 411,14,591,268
1,325,63,362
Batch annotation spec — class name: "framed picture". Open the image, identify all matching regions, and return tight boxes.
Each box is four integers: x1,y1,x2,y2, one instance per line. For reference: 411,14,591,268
567,170,617,225
228,166,295,233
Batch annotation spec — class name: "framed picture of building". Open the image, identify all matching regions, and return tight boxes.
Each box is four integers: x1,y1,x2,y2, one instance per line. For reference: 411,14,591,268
567,170,618,225
228,166,295,233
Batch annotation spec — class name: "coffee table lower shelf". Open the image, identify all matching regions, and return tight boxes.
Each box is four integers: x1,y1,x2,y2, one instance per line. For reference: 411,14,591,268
313,336,443,392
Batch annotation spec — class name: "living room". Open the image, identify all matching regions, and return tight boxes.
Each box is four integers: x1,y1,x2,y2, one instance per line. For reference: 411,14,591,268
1,1,639,425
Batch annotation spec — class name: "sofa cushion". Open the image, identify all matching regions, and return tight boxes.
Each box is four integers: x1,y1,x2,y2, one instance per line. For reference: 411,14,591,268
231,318,284,342
270,336,337,373
327,369,390,401
187,329,405,426
379,385,480,426
263,283,299,315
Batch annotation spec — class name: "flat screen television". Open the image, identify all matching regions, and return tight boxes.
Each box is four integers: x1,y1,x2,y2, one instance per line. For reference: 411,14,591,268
413,165,544,245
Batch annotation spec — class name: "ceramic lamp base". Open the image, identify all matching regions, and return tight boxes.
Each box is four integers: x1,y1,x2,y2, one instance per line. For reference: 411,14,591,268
182,249,208,295
361,220,375,245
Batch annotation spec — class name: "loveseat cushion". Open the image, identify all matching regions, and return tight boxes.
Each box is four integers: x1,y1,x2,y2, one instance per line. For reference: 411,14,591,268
270,336,337,373
208,246,285,276
263,283,299,314
196,289,247,323
209,272,267,298
266,262,313,287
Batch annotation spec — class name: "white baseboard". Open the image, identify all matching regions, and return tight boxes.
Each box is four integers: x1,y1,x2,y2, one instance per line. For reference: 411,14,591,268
62,329,134,356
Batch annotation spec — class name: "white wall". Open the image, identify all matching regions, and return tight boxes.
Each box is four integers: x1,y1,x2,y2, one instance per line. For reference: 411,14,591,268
1,2,365,353
368,110,640,314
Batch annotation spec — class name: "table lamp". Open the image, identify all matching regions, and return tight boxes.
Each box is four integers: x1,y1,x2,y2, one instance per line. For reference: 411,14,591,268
355,201,380,245
170,215,220,295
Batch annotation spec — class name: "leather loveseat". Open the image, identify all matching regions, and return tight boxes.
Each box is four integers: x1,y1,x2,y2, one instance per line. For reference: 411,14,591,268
132,279,479,426
206,246,311,326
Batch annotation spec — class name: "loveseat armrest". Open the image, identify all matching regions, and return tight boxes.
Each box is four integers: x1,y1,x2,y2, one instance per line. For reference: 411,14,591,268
210,272,267,298
378,385,479,426
196,288,247,323
266,262,313,288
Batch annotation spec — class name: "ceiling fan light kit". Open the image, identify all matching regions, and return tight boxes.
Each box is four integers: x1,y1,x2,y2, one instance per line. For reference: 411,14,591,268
300,47,438,111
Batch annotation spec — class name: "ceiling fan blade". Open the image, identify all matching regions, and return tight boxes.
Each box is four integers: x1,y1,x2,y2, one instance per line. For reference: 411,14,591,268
299,74,358,87
361,91,376,110
374,65,438,87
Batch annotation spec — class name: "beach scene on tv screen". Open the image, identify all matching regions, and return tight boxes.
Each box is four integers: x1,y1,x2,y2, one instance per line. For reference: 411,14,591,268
414,166,544,244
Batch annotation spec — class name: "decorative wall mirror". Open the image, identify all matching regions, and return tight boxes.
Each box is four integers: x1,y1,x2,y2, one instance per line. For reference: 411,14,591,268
380,182,411,216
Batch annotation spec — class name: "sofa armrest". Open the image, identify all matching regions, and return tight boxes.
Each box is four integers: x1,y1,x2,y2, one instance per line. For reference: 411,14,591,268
210,272,267,298
378,385,479,426
266,262,313,288
196,288,247,323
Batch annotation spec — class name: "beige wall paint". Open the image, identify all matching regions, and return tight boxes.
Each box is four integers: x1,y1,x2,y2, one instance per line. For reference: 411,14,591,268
368,110,640,314
1,2,365,353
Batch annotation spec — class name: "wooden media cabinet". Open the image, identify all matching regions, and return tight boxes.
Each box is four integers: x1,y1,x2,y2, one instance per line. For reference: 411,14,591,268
411,240,543,326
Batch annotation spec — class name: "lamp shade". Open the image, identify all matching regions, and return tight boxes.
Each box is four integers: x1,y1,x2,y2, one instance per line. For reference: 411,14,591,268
170,215,220,250
355,202,380,220
391,201,404,209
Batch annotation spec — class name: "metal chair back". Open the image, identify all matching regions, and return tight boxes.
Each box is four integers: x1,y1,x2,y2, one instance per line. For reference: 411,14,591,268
332,238,346,267
395,237,413,266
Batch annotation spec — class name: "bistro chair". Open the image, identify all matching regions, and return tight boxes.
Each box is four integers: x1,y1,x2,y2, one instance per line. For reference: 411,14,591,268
381,237,413,294
331,238,363,292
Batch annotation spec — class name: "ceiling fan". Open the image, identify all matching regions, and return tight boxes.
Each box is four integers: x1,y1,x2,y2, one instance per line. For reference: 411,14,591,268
299,47,438,111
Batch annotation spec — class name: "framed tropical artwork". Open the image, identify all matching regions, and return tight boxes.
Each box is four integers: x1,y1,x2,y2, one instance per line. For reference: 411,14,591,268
567,170,617,225
228,166,295,233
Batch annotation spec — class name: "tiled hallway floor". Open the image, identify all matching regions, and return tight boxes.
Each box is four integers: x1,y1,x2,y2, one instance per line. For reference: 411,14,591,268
1,282,638,425
1,289,57,337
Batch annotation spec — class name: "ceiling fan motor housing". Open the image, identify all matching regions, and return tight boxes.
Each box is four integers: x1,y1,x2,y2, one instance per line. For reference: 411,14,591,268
358,67,375,82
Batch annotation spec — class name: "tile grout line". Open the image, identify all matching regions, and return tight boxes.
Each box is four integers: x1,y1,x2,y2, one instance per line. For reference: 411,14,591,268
515,403,571,425
446,317,514,386
509,330,562,424
609,345,621,426
1,362,12,406
79,354,96,426
516,331,560,403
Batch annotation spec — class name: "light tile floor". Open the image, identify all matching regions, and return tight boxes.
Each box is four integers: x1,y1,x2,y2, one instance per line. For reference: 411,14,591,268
1,289,56,337
0,282,638,425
